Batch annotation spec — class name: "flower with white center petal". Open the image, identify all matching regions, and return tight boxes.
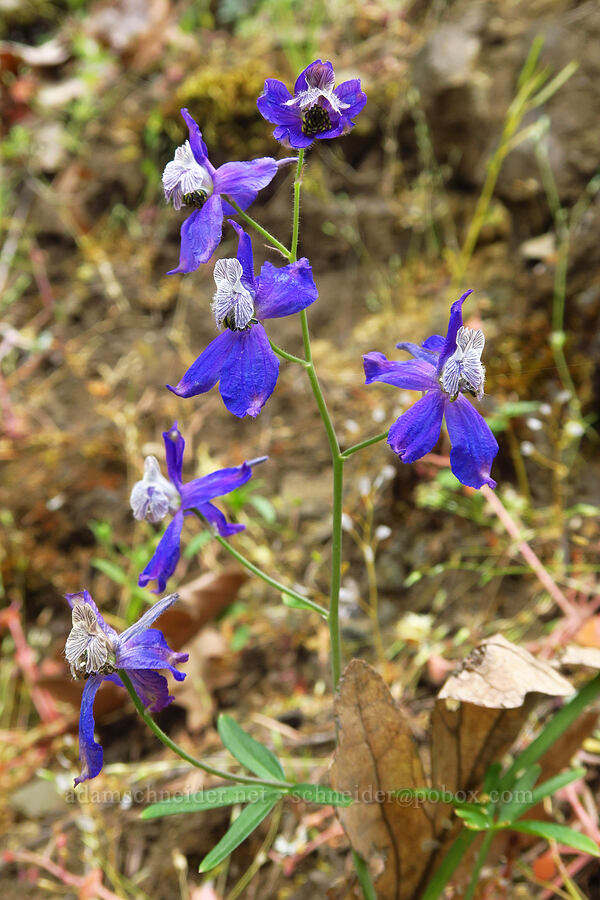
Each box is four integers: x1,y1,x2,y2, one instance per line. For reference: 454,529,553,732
257,59,367,149
212,258,255,330
63,590,188,785
363,290,499,490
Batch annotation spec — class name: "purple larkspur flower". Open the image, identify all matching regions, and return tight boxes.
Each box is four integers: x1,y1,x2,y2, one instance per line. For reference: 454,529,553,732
64,590,188,785
257,59,366,149
363,290,499,489
131,422,264,592
162,108,295,274
167,222,318,417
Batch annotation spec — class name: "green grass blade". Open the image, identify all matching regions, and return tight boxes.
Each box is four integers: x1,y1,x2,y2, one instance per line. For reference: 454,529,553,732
198,794,283,872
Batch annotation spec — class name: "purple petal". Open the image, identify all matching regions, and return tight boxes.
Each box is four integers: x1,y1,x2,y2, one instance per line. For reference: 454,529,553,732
273,124,313,148
363,352,437,390
437,290,474,374
167,329,237,399
395,341,440,364
162,422,185,488
116,629,188,681
334,79,367,118
219,323,279,418
387,391,445,463
168,195,224,275
126,669,175,713
180,108,212,171
181,461,253,510
120,592,181,645
198,501,245,537
213,159,278,203
444,395,498,489
228,220,256,292
422,334,445,352
138,510,184,594
257,79,300,126
65,591,118,641
294,59,333,95
254,258,318,320
74,674,105,785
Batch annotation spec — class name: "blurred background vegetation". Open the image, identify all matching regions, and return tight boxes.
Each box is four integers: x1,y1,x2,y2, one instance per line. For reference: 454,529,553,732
1,0,600,896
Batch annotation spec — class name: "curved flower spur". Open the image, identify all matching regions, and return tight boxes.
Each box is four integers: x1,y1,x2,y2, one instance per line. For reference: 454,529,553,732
64,590,188,785
363,290,499,489
257,59,367,149
167,222,318,417
163,108,296,273
131,421,266,592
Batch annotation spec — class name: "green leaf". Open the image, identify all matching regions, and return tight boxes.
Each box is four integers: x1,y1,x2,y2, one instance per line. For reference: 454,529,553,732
218,714,286,781
454,805,494,830
198,794,282,872
290,784,352,807
281,594,328,617
529,767,586,806
498,764,541,824
183,530,213,558
507,821,600,856
141,785,277,819
91,558,128,585
483,762,503,793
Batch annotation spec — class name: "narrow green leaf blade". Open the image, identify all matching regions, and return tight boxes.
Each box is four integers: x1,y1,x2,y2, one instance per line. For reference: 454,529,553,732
218,714,285,781
198,794,282,872
455,806,494,830
291,783,352,806
498,764,541,824
281,594,328,617
529,767,586,806
141,786,275,820
508,821,600,856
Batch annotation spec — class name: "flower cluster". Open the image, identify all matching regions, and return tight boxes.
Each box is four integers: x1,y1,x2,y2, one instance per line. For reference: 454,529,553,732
65,58,501,792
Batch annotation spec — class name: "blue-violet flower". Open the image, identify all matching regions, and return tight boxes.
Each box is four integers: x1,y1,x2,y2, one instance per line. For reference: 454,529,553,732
363,290,498,489
257,59,367,149
163,108,295,273
131,422,263,591
167,222,318,417
64,589,188,785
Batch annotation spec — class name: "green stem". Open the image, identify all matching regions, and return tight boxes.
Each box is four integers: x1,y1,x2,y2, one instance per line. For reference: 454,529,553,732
290,150,304,261
119,670,292,790
463,830,495,900
289,149,344,689
352,850,377,900
341,431,389,458
420,829,477,900
226,198,290,259
269,339,308,366
206,526,326,615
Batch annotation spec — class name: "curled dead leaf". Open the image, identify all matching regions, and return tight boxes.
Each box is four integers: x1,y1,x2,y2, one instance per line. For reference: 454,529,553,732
439,633,574,708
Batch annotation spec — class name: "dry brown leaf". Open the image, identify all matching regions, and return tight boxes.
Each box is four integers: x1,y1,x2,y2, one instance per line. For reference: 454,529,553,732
431,699,538,799
330,660,435,900
438,633,574,708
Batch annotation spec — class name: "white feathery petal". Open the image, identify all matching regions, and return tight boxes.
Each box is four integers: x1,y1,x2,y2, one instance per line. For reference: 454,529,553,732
162,141,213,209
211,258,255,329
